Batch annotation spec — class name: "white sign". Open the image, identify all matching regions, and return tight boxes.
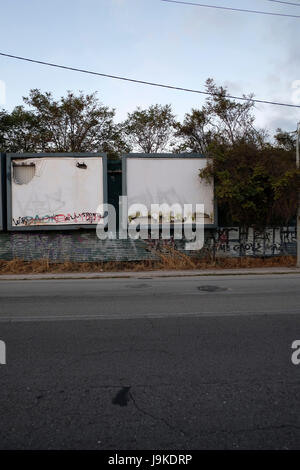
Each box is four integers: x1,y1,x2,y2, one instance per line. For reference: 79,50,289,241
125,156,214,225
11,156,105,227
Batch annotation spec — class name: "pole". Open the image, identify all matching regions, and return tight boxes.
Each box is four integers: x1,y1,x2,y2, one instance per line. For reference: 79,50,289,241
297,122,300,268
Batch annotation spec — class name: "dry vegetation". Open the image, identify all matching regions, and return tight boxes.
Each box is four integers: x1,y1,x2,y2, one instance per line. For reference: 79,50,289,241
0,248,296,275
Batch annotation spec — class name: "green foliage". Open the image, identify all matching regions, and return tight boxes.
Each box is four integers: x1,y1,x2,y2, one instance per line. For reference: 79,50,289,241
274,128,296,152
174,79,266,153
0,106,46,152
0,90,129,158
174,78,299,228
122,104,175,153
174,108,213,154
200,141,300,228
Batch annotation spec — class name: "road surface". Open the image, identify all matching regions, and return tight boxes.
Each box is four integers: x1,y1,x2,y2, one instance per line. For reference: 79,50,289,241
0,274,300,449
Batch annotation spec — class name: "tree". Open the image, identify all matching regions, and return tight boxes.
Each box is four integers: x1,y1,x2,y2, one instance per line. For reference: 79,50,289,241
274,128,296,152
0,106,46,152
200,139,300,228
204,78,260,145
122,104,175,153
175,79,265,153
173,78,299,228
174,108,213,154
1,90,129,158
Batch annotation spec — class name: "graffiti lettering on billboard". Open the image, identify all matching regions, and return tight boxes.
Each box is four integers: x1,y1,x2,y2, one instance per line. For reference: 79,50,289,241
12,212,103,226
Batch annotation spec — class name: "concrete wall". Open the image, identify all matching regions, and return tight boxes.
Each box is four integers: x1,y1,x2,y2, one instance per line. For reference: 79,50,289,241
0,226,296,263
138,227,297,258
205,226,297,257
0,231,158,262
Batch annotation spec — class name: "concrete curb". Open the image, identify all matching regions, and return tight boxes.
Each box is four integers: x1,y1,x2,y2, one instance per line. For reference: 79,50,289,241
0,267,299,281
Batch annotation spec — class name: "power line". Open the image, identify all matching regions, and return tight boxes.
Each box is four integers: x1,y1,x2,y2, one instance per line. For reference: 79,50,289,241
0,51,299,109
265,0,300,6
161,0,300,18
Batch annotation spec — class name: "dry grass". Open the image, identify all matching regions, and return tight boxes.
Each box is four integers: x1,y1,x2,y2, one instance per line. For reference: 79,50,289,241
0,248,296,275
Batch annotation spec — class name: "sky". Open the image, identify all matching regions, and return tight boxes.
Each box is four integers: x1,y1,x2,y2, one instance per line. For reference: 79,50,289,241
0,0,299,135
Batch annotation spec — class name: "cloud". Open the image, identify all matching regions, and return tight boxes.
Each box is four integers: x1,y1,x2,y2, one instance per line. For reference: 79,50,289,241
254,76,299,133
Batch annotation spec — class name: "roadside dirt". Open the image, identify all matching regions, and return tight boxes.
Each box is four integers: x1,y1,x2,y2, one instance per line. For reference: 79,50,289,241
0,250,296,274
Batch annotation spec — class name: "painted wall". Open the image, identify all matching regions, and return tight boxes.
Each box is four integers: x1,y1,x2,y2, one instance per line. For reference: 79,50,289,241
142,227,297,258
11,156,105,227
0,227,295,263
125,157,214,225
0,231,158,262
205,226,297,257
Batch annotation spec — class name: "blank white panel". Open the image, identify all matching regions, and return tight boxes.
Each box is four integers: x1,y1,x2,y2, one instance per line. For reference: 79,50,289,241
11,157,104,227
126,157,214,223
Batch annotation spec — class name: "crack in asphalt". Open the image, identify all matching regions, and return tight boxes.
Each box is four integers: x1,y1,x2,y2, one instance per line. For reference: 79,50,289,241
128,389,186,437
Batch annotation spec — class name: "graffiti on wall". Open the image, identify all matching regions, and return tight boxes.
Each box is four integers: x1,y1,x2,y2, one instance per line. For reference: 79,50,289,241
206,226,297,257
7,232,158,262
12,212,104,226
144,226,297,257
0,227,296,263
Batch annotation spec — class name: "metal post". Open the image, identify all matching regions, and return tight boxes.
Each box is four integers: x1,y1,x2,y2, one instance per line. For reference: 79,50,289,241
297,122,300,268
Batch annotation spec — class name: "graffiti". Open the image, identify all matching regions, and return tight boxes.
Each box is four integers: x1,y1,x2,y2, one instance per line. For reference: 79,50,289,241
133,226,297,258
0,226,296,262
4,232,158,263
208,227,297,257
146,235,176,251
12,212,103,226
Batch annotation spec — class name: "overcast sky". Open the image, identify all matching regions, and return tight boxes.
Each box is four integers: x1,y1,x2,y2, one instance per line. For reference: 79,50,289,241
0,0,299,135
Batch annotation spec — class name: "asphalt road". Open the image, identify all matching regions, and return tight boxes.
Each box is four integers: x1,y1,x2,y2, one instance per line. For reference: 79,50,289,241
0,274,300,449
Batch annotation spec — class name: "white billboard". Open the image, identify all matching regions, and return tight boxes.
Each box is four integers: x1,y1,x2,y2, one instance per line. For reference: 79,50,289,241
9,154,107,229
123,155,215,226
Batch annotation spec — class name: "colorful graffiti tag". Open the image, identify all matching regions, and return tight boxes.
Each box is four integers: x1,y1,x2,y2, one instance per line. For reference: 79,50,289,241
12,212,103,226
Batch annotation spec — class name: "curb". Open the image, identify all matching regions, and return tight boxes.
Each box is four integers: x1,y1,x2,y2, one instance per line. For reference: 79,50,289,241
0,268,299,281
